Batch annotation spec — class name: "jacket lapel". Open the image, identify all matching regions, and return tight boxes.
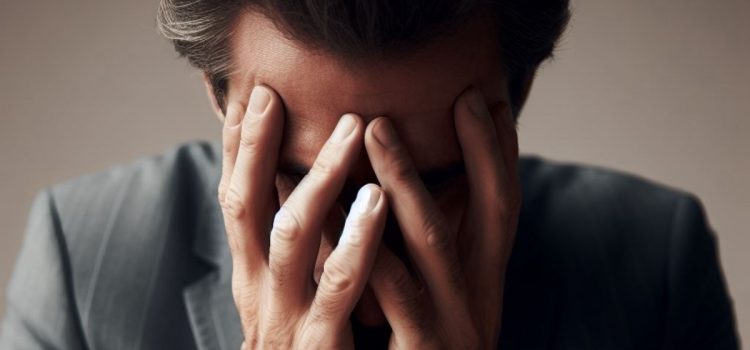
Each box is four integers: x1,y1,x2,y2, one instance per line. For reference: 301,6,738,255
183,143,243,350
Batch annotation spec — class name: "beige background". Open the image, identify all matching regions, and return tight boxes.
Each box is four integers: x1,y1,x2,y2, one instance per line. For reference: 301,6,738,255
1,0,748,345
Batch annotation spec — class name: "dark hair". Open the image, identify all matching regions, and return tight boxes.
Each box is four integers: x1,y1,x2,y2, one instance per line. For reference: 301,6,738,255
157,0,570,116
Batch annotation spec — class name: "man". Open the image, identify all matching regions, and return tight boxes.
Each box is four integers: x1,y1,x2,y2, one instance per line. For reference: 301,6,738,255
0,0,739,349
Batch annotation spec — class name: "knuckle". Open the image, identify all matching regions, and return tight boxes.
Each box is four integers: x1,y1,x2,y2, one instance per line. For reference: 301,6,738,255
295,322,329,349
309,296,338,326
268,259,293,291
269,207,301,249
233,296,261,332
258,326,294,350
264,306,295,334
269,229,295,252
231,276,259,307
381,262,412,295
239,309,260,332
421,211,450,251
221,186,247,220
259,306,299,348
268,208,302,290
308,152,337,180
217,183,227,204
387,155,418,186
239,134,259,155
242,332,261,350
271,215,299,244
239,119,263,155
231,286,244,307
420,213,465,291
223,136,237,155
320,258,354,295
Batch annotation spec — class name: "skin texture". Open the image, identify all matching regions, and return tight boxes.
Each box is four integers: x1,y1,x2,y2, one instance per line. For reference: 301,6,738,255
210,9,526,349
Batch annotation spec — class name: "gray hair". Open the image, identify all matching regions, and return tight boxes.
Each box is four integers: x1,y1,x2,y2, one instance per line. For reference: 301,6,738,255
157,0,238,111
157,0,570,115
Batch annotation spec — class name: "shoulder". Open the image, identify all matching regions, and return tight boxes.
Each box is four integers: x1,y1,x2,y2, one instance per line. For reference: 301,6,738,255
514,155,706,287
4,142,222,346
46,140,222,258
519,155,693,217
503,157,737,350
508,157,738,348
48,141,221,233
518,155,697,240
43,141,222,311
50,141,220,203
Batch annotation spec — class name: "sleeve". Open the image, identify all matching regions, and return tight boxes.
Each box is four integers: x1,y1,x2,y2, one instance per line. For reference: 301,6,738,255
0,190,88,349
662,194,740,350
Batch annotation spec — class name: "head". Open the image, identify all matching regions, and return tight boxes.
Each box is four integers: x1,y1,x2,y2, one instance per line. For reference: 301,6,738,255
158,0,569,326
159,0,569,118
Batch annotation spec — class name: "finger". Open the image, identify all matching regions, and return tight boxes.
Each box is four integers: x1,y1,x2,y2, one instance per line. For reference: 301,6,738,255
364,118,468,315
493,103,519,194
368,245,436,349
491,102,522,236
223,85,283,271
454,88,518,343
308,185,387,330
218,102,246,258
314,206,346,285
268,114,363,305
277,173,347,286
218,102,246,206
454,87,514,262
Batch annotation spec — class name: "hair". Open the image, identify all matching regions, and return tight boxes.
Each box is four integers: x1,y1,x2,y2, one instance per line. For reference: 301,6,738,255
157,0,570,117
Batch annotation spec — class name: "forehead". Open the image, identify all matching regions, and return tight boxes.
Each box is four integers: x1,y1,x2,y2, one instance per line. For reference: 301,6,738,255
226,10,508,171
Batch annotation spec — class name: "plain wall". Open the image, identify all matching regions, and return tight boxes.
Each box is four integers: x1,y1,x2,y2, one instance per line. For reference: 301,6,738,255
1,0,748,344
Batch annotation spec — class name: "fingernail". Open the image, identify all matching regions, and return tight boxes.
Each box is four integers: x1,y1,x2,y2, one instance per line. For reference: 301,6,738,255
466,87,490,119
372,118,398,147
249,85,270,115
224,103,243,127
329,114,357,144
339,186,380,246
354,185,380,214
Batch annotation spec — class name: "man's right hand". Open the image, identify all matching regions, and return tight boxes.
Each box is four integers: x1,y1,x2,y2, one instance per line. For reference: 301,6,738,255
218,85,388,349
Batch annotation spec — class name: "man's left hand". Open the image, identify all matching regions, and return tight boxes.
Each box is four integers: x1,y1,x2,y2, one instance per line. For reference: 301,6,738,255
363,87,521,349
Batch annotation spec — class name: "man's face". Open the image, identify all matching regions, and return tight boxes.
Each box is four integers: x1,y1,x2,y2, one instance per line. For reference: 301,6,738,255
221,10,511,325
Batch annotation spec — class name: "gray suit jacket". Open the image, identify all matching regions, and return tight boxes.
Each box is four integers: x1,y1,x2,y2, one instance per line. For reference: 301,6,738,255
1,142,739,349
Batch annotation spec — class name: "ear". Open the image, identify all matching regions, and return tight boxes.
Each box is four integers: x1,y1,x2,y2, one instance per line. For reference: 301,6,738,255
202,72,226,122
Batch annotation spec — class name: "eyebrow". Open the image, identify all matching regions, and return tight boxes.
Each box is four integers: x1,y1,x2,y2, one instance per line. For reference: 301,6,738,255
278,160,466,190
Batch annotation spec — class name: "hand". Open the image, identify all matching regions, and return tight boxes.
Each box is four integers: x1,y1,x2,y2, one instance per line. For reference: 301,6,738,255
363,87,521,349
218,85,389,349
